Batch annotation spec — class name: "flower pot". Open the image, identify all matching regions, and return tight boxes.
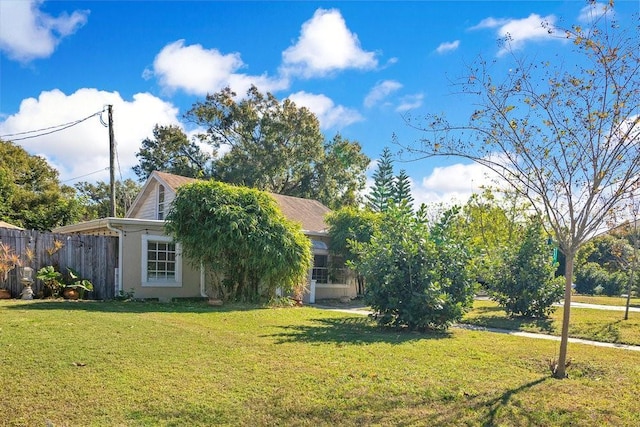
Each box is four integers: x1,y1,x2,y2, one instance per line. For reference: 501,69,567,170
0,288,10,299
63,288,79,300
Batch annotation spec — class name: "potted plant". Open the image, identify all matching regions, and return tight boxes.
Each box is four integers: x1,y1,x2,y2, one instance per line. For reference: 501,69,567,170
0,242,19,299
36,266,64,298
63,267,93,300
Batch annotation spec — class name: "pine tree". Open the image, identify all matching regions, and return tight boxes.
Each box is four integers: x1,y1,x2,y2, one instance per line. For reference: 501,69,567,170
394,169,414,211
366,147,395,212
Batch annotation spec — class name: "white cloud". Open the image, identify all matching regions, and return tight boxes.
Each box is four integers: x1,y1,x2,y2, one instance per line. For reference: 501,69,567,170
577,2,614,23
435,40,460,54
412,162,502,205
281,8,378,78
147,40,288,96
0,0,88,62
287,91,363,130
0,88,180,183
395,94,424,112
470,13,557,56
468,17,508,31
364,80,403,108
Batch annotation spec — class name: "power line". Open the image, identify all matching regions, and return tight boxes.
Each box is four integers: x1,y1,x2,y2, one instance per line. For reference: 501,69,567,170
0,109,105,142
61,167,110,183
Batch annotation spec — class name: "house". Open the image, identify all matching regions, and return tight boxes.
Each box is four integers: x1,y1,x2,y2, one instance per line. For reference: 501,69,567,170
54,171,356,302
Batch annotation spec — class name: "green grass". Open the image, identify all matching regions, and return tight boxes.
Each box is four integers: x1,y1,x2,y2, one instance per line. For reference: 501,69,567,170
571,294,640,307
1,300,639,426
464,299,640,345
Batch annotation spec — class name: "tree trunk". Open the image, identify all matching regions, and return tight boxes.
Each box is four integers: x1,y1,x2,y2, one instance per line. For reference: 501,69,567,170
555,253,574,379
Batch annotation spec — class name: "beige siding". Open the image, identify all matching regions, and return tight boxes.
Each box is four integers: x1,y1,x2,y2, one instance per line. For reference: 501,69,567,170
129,180,179,220
119,223,202,299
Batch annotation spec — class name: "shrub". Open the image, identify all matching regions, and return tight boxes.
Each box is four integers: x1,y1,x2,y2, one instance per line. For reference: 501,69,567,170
165,181,311,302
353,205,475,330
575,262,607,294
575,262,628,296
490,217,564,318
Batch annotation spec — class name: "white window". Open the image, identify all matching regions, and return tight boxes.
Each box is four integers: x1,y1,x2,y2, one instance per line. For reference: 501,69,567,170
141,235,182,287
157,184,166,220
312,254,329,284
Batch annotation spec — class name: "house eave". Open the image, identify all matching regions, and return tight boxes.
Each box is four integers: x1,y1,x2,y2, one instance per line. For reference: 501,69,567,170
53,217,165,235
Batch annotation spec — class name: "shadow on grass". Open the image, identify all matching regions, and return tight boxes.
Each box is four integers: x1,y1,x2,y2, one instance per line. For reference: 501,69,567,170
269,316,453,346
478,377,548,427
594,319,621,343
463,305,555,333
1,299,261,314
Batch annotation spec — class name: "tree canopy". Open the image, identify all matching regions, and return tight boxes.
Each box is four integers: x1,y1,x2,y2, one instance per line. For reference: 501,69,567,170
183,85,369,209
0,139,81,230
165,180,311,302
400,3,639,377
74,179,141,220
133,124,213,181
326,207,380,295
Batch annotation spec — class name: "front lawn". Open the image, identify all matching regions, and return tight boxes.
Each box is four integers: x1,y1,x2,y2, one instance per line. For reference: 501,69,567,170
1,300,639,426
463,299,640,346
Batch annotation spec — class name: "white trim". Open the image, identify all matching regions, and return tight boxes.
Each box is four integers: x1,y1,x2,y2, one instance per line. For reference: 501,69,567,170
156,184,166,220
315,283,349,289
141,234,182,287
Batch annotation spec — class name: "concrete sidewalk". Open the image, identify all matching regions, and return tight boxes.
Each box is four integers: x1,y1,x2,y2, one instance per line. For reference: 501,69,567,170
561,301,640,312
315,304,640,352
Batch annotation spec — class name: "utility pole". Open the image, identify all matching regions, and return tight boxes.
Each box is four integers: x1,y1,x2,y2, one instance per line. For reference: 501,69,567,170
108,105,116,217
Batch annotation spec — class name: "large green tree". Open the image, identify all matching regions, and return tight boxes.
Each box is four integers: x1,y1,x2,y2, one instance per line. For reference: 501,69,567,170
74,179,141,219
460,189,527,285
133,124,213,181
326,207,380,295
401,3,639,377
185,85,368,209
0,139,81,230
165,181,311,302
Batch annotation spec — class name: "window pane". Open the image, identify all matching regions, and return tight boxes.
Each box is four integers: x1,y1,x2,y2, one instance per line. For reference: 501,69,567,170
146,239,178,282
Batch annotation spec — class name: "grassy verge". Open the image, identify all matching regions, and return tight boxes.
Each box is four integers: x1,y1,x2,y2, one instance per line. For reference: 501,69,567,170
571,294,640,307
464,299,640,345
1,299,639,426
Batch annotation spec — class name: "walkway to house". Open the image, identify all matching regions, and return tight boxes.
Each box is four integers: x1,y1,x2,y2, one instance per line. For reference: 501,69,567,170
314,301,640,352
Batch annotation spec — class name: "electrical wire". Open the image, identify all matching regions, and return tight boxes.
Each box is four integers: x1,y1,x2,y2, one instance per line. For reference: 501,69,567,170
0,109,105,142
114,137,123,181
61,167,110,183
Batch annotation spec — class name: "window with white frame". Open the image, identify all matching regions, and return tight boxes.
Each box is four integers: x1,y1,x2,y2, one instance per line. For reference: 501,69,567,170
157,184,166,220
141,235,181,287
312,254,329,284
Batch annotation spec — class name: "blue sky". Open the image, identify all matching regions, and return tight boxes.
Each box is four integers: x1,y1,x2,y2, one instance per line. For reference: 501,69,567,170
1,1,637,205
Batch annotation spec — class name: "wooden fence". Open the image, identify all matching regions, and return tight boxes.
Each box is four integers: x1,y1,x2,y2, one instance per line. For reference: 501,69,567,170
0,228,118,300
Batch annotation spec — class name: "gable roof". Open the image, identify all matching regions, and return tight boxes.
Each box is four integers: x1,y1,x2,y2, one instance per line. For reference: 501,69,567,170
130,171,331,234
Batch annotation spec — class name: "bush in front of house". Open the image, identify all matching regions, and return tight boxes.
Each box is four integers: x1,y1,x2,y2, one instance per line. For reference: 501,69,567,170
352,205,475,331
165,181,311,302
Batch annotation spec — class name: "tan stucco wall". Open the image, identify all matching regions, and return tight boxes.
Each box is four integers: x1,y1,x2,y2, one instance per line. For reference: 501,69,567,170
119,223,202,299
